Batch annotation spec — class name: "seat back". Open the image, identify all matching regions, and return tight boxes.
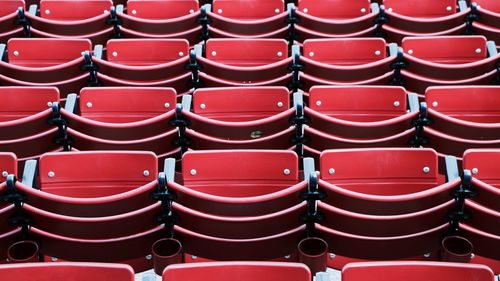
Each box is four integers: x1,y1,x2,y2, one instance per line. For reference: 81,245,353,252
205,39,288,66
0,153,17,182
383,0,456,17
320,148,441,195
106,39,190,66
212,0,284,19
79,87,177,123
39,0,112,20
0,263,135,281
126,0,199,19
463,149,500,187
0,0,24,17
192,87,290,121
182,150,298,197
39,151,158,198
309,86,407,122
303,38,387,65
297,0,371,19
342,262,494,281
7,39,91,67
0,87,59,122
474,0,500,13
164,262,311,281
402,36,488,64
426,86,500,123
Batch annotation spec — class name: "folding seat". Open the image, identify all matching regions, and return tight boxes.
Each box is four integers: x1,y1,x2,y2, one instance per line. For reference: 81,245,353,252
422,86,500,157
301,86,419,154
0,263,135,281
0,0,24,17
196,39,292,86
0,87,61,160
117,0,202,44
164,262,311,281
298,38,397,87
471,0,500,49
0,0,25,40
342,262,494,281
315,148,461,259
207,0,288,37
0,153,17,182
294,0,379,41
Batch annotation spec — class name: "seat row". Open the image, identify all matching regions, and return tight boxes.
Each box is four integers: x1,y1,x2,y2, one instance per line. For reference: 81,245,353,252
0,0,499,45
0,36,498,97
0,148,498,273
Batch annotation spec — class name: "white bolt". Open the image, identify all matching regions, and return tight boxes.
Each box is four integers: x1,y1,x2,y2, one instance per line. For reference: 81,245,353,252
309,51,314,57
471,253,475,259
103,10,108,14
475,48,481,54
423,167,430,173
86,102,93,108
190,169,197,176
189,9,194,14
217,9,222,14
164,102,170,108
146,254,152,260
361,8,366,13
112,51,118,57
45,9,50,14
143,170,150,176
2,171,7,177
284,255,291,259
329,253,336,259
47,102,53,107
277,101,283,108
424,253,431,258
388,8,393,12
275,8,280,14
472,168,478,174
432,101,438,107
132,9,137,14
48,171,55,177
446,6,452,11
303,8,308,13
315,100,322,106
328,168,335,175
408,49,414,55
200,103,206,109
375,50,381,56
211,51,217,56
179,51,184,57
51,257,57,262
191,255,198,260
277,51,283,57
393,101,400,107
13,51,19,56
283,169,291,175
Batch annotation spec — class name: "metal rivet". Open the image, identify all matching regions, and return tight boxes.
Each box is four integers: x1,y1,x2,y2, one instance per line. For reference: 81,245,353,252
112,51,118,57
328,168,335,175
432,101,438,107
45,9,50,14
329,253,336,259
47,102,53,107
303,8,308,13
164,102,170,108
189,9,194,14
131,9,137,14
191,255,198,260
190,169,197,176
472,168,478,174
146,254,152,260
275,8,280,14
309,51,314,57
315,100,322,106
283,169,291,175
375,50,381,56
277,51,283,57
13,51,19,56
200,103,206,109
423,167,430,173
393,101,400,107
86,102,93,108
284,255,291,259
388,8,393,12
277,101,283,108
475,48,481,54
2,171,7,177
361,8,366,13
408,49,414,55
143,170,150,176
424,253,431,258
211,51,217,56
48,171,55,178
217,8,222,14
446,6,452,11
250,131,263,139
179,51,184,57
103,10,108,14
51,257,58,262
471,253,475,259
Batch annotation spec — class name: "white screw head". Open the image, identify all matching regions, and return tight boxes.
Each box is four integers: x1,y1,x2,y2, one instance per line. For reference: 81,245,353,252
472,168,479,174
424,253,431,258
191,255,198,260
13,51,19,56
86,102,93,108
303,8,308,13
388,8,393,12
45,9,50,14
146,254,152,260
446,6,452,11
423,167,430,173
112,51,118,57
315,100,322,106
408,49,414,55
190,169,197,176
211,51,217,56
51,257,58,262
131,9,137,14
2,171,7,177
47,102,53,107
189,9,194,14
200,103,206,109
393,101,400,107
432,101,438,107
329,253,336,259
164,102,170,108
309,51,314,57
277,101,283,108
217,9,222,14
361,8,366,13
275,8,280,14
48,171,55,178
375,50,381,56
179,51,184,57
283,169,291,175
277,51,283,57
284,255,291,259
328,168,335,175
143,170,150,176
475,48,482,54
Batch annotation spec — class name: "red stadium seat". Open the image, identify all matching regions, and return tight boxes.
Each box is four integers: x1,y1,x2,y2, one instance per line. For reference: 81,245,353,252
0,0,24,17
126,0,199,20
0,152,17,181
212,0,284,20
383,0,457,18
39,0,112,20
297,0,371,19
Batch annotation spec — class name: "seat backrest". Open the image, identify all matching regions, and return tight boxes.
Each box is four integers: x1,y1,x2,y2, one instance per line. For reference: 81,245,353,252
475,0,500,13
205,39,288,66
0,87,59,122
39,0,112,20
106,39,190,66
402,36,487,64
192,87,290,122
7,39,91,67
182,150,298,197
342,262,494,281
212,0,284,19
0,263,135,281
309,86,407,122
79,87,177,123
463,149,500,187
0,0,25,17
0,153,17,182
320,148,441,195
297,0,371,19
164,262,311,281
39,151,158,198
303,38,388,65
383,0,456,17
127,0,199,19
426,86,500,123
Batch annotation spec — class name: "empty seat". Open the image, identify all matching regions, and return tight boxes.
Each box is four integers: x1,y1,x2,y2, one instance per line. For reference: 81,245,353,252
342,261,494,281
164,262,311,281
383,0,457,18
212,0,284,20
0,0,24,17
297,0,371,19
0,86,59,122
126,0,199,19
39,0,113,20
0,152,17,182
0,263,135,281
